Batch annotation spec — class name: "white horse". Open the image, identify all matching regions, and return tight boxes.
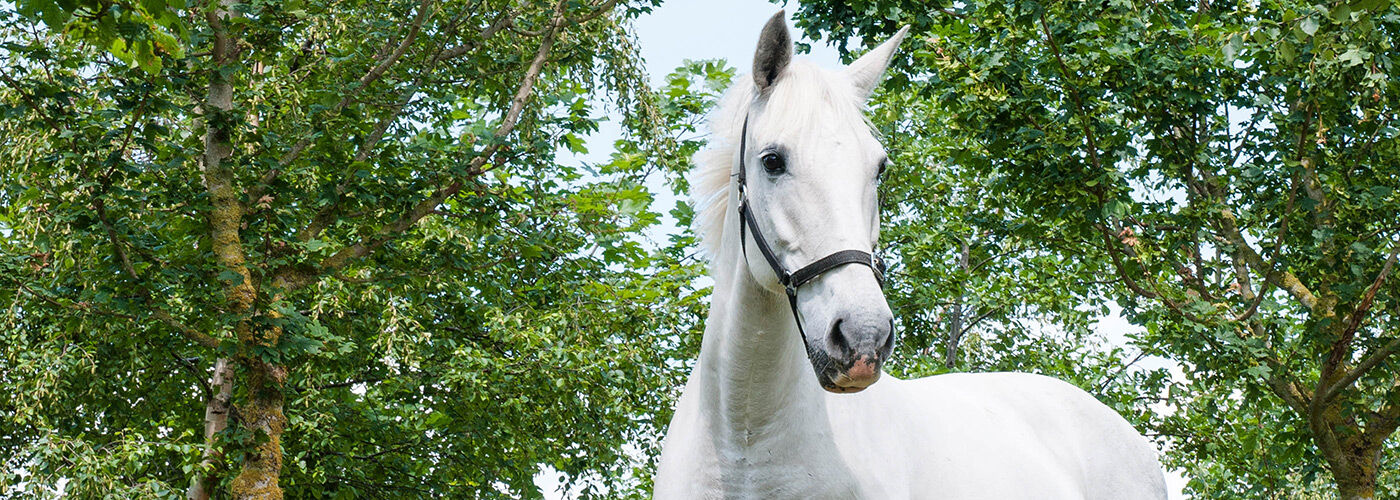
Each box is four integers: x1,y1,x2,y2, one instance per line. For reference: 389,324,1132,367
654,12,1168,500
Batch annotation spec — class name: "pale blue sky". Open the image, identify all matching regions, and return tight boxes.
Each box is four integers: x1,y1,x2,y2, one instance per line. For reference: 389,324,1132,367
632,0,844,80
569,0,847,255
573,0,843,165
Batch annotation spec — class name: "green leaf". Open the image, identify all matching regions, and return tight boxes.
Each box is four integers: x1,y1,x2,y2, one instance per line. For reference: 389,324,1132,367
1300,16,1319,36
1278,40,1296,62
38,1,71,28
217,269,244,285
1337,48,1367,66
1222,34,1243,61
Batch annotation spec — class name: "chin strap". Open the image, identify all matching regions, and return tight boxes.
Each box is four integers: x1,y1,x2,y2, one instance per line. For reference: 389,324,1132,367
735,115,886,347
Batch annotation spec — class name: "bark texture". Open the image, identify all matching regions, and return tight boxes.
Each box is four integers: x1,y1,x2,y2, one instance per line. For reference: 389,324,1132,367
198,1,291,498
187,357,235,500
228,362,288,500
943,236,971,368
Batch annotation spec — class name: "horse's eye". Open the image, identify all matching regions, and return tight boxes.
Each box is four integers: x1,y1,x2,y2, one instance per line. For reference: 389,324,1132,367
760,153,786,174
878,158,890,178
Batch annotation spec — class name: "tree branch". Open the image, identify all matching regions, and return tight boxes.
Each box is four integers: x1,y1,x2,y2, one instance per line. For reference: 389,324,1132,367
1095,351,1148,395
0,67,64,130
355,0,436,94
1233,175,1296,322
959,304,1005,338
10,278,219,349
1268,372,1313,415
1098,226,1160,301
1364,381,1400,445
1039,14,1104,172
1314,239,1398,402
1317,336,1400,406
1331,242,1399,359
110,217,195,342
250,0,437,203
296,89,417,243
433,10,515,62
283,0,571,291
1212,199,1321,311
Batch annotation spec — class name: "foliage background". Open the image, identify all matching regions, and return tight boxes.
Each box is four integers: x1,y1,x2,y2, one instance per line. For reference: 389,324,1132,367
2,0,1399,498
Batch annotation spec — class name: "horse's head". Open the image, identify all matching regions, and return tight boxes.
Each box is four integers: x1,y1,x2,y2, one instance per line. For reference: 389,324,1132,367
736,12,908,394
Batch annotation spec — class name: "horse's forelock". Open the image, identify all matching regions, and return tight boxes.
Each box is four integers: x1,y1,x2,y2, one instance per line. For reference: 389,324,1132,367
689,60,872,261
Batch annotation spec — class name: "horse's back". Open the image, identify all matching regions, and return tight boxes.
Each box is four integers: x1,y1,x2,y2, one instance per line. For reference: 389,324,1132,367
833,372,1167,500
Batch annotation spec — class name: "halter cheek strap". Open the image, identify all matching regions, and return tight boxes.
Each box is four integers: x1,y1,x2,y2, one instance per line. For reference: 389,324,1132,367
736,115,887,347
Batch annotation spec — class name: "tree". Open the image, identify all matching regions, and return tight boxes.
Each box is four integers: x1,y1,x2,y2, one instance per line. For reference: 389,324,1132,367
1,0,710,497
792,1,1400,497
866,74,1169,427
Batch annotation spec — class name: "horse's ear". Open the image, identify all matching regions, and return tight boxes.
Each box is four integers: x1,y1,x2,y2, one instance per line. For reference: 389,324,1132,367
752,11,792,92
845,26,910,100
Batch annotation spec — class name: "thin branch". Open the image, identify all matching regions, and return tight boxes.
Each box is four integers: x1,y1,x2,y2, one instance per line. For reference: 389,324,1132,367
297,89,416,243
958,304,1005,338
12,278,219,348
13,280,125,316
570,0,622,25
1337,243,1399,350
1318,336,1400,406
1098,226,1159,300
0,67,63,130
250,0,437,202
1225,112,1262,169
433,10,515,62
167,348,214,399
1365,382,1400,444
97,180,220,348
1314,241,1400,404
1039,14,1104,172
1098,223,1217,324
349,0,436,104
1268,373,1313,415
1233,175,1296,322
1095,351,1148,395
284,0,571,291
1315,239,1398,399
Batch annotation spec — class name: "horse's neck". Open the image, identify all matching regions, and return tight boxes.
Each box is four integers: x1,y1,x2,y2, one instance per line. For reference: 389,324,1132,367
695,227,830,449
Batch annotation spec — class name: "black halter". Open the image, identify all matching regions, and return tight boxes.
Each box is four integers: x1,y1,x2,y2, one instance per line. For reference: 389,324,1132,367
735,115,887,346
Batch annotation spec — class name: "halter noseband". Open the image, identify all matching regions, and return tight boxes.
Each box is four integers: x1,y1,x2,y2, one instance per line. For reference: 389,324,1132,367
736,115,887,346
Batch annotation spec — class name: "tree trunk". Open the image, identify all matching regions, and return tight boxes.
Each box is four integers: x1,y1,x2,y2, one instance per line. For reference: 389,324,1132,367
228,361,288,500
1308,404,1382,500
1336,471,1377,500
188,357,235,500
943,237,971,368
199,0,280,497
1326,441,1380,500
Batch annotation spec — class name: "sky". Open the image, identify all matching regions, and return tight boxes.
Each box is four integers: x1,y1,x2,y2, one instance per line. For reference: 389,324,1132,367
544,0,1189,498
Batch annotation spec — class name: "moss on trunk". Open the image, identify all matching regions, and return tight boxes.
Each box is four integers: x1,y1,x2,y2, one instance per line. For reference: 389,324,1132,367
229,363,287,500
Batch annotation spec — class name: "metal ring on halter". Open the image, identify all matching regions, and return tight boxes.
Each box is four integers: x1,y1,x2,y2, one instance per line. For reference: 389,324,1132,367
735,114,887,347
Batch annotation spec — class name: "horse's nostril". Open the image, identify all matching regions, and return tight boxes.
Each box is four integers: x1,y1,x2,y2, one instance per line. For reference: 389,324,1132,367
827,318,851,357
880,321,895,356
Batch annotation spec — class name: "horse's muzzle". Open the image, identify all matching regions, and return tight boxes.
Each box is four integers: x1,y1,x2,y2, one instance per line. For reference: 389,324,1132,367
813,317,894,393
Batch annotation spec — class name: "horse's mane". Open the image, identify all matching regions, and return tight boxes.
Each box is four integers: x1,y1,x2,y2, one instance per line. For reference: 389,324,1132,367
689,59,871,260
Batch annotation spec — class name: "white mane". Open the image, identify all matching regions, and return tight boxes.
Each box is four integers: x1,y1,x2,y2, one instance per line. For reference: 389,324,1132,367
689,59,872,259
